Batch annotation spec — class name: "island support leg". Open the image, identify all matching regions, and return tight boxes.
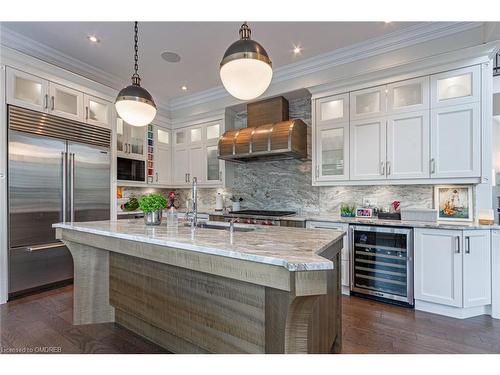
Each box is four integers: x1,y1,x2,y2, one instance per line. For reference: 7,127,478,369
63,241,115,325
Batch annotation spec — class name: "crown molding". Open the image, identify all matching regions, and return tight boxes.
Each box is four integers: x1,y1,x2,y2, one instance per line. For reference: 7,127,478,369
0,26,171,116
169,22,483,111
0,22,484,116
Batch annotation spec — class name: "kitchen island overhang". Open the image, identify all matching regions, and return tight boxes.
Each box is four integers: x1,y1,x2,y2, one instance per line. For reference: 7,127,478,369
54,220,344,354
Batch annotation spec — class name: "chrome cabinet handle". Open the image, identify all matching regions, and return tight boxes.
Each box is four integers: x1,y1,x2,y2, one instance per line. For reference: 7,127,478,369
387,161,391,175
380,162,385,175
155,172,158,182
26,242,66,252
51,96,55,111
85,106,89,120
219,170,222,181
456,236,461,253
316,165,319,178
465,236,471,254
61,152,67,222
187,173,190,182
44,94,49,109
430,158,435,174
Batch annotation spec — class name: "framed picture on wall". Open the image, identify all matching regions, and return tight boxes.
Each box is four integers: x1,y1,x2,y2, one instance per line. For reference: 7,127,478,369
434,185,473,222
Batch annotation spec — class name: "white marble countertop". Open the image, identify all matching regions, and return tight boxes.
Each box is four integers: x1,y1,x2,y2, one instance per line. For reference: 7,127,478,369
205,210,499,230
53,220,344,271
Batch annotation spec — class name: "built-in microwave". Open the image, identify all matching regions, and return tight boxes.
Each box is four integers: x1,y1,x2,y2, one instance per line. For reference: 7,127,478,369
117,157,146,182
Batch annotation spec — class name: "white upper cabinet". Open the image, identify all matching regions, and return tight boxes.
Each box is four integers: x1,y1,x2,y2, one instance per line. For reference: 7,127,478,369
316,93,349,124
173,147,189,185
414,229,463,307
116,118,147,160
49,82,84,121
206,123,221,142
189,126,202,145
153,127,171,185
463,230,491,308
431,66,480,108
6,68,48,112
350,85,386,120
386,111,430,179
430,102,480,178
7,67,112,128
84,94,111,128
350,117,387,180
387,77,429,114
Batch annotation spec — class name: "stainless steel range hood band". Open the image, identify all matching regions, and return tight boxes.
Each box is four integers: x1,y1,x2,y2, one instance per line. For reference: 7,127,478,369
8,106,111,148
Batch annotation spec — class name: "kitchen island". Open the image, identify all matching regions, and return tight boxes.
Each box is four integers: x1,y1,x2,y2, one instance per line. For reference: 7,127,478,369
54,220,344,354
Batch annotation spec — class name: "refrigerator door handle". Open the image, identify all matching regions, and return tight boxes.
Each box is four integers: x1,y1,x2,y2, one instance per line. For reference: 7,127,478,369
70,153,75,222
62,151,67,222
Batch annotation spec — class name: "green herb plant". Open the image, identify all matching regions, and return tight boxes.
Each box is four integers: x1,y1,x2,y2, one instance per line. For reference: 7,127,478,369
138,194,167,214
340,203,356,217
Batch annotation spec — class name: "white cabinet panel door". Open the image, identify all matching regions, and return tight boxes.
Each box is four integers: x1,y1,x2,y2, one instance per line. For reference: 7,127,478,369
341,260,350,288
189,146,204,183
173,148,189,185
6,68,49,112
387,76,429,114
317,122,349,181
350,117,387,180
463,230,491,308
430,102,480,178
386,111,430,179
414,229,463,307
431,65,480,108
155,146,171,185
49,82,84,121
350,85,386,120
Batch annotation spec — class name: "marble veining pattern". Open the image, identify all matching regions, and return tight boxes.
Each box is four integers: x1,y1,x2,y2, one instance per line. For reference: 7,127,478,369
54,220,343,271
121,95,436,216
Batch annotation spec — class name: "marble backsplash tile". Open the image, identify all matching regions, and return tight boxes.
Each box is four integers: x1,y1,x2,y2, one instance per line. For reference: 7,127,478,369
120,95,434,215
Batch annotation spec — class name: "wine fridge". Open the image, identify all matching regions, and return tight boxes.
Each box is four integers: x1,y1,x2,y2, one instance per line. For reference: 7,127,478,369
350,225,414,307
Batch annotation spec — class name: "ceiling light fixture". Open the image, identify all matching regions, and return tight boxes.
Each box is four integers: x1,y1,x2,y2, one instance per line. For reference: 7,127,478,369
115,21,156,127
293,45,302,54
181,85,188,91
87,35,99,43
220,22,273,101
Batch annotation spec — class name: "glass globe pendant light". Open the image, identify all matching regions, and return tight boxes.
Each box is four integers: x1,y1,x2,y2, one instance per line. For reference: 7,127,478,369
115,21,156,127
220,22,273,101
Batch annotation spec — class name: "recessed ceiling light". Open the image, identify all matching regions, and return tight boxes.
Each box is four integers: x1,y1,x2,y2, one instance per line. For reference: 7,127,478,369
293,45,302,55
87,35,100,43
161,51,181,63
181,85,188,91
384,21,392,24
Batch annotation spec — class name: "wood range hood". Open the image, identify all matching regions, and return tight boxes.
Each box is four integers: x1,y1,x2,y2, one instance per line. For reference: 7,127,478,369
218,96,307,162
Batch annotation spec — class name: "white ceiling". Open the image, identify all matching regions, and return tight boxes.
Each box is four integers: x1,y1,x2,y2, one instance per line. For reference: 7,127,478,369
1,21,422,104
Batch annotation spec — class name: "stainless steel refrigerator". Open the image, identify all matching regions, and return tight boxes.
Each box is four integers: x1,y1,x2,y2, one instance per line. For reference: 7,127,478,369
8,106,111,296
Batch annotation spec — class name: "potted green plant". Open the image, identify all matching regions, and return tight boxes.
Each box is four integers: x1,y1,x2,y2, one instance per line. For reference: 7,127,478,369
139,193,167,225
340,203,356,218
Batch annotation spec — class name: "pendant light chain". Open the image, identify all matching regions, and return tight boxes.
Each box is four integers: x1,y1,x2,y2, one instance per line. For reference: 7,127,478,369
132,21,141,85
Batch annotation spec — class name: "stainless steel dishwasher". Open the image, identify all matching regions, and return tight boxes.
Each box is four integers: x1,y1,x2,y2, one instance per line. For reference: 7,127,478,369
350,225,414,307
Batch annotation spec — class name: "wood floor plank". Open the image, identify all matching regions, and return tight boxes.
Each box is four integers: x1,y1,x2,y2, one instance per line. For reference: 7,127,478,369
1,286,500,354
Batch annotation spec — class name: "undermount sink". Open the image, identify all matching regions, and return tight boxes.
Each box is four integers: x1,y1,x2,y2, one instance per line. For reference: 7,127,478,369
184,222,255,232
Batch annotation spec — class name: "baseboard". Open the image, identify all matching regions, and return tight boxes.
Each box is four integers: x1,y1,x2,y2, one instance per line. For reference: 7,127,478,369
342,286,350,295
415,300,491,319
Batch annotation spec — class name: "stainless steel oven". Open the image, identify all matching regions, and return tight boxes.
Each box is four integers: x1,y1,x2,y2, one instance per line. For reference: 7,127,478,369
350,225,414,306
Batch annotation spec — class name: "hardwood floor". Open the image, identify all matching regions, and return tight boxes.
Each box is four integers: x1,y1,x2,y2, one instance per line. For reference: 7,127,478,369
1,285,499,354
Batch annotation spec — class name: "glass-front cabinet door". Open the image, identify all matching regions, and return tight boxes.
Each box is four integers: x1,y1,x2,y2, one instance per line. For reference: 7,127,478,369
350,85,386,120
206,145,221,183
49,82,84,121
430,65,480,108
84,94,111,128
387,76,429,114
6,67,49,112
206,123,221,142
128,124,146,159
316,122,349,181
316,94,349,125
116,118,126,154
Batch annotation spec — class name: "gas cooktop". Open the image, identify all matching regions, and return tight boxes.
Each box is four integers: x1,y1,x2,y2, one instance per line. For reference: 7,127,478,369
227,210,296,217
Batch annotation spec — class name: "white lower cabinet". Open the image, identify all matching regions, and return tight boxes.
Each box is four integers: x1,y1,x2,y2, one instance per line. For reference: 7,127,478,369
306,221,350,294
414,228,491,310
